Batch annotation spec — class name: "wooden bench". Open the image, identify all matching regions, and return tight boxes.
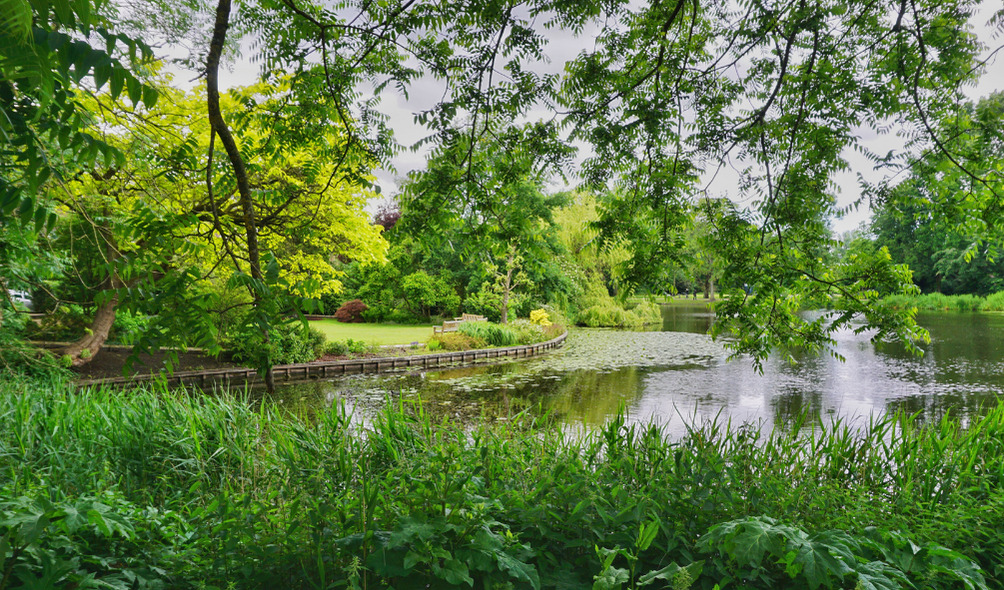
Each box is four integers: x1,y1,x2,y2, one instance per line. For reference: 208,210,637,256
433,314,486,335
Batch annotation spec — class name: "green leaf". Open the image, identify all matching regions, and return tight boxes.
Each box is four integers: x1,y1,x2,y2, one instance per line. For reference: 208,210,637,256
93,60,111,90
109,69,124,100
403,549,425,570
439,558,473,586
33,204,47,232
593,566,629,590
52,0,73,25
638,561,704,587
636,519,659,551
854,561,908,590
18,196,33,226
496,553,541,590
141,85,158,108
700,517,780,566
71,40,98,82
126,75,142,105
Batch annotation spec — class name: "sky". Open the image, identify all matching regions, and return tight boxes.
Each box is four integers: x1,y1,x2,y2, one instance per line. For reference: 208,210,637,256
205,2,1004,236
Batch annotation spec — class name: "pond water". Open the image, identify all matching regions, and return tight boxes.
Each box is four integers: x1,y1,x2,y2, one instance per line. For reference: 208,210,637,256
268,304,1004,435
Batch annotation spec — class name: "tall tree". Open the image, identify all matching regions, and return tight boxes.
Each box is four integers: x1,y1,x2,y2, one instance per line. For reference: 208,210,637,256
560,0,993,364
399,121,573,323
873,92,1004,294
6,0,1001,370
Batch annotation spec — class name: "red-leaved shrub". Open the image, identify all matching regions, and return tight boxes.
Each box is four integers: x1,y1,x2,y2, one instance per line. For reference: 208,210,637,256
334,299,368,323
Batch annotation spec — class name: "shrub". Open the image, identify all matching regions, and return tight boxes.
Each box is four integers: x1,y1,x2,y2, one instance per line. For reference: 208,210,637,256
508,318,545,345
346,338,369,354
883,292,996,312
578,304,644,328
1,382,997,590
110,311,151,345
386,308,422,324
542,322,565,340
229,321,326,367
462,289,503,323
361,304,389,322
458,321,519,347
401,271,461,319
529,308,552,326
428,332,486,351
985,290,1004,311
324,338,370,356
335,299,368,323
954,293,983,311
629,300,663,325
325,340,349,356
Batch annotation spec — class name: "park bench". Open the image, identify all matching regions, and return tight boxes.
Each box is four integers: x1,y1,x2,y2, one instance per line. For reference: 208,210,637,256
433,313,486,335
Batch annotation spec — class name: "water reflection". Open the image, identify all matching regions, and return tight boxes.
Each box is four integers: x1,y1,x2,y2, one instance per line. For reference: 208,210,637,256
268,304,1004,435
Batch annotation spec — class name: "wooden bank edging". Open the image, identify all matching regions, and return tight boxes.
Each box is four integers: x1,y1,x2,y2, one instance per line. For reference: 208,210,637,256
76,331,568,389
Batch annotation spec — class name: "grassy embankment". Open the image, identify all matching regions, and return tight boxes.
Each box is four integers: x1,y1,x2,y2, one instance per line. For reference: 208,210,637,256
1,377,1001,589
884,290,1004,312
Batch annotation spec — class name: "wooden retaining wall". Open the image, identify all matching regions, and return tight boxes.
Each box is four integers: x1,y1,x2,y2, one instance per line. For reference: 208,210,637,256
76,331,567,389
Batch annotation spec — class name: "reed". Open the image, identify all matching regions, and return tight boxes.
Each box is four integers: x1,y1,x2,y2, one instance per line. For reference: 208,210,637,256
883,289,1004,312
0,377,1000,589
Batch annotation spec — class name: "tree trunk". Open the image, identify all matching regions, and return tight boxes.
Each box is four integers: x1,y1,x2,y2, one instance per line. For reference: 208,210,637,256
708,276,716,302
500,248,515,325
207,0,274,392
62,219,123,367
62,293,118,367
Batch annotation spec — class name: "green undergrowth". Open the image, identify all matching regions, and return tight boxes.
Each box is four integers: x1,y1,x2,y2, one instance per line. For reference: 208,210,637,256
884,290,1004,312
428,321,564,351
1,378,1002,589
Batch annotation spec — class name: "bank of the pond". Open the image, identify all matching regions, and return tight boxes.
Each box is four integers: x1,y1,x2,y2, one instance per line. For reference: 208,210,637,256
0,378,997,589
76,331,568,388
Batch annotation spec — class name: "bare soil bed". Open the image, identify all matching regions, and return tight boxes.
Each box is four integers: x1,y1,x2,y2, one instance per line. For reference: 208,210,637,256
72,348,244,381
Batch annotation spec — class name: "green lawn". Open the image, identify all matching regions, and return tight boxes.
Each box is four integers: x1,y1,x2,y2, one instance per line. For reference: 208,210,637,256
309,320,436,346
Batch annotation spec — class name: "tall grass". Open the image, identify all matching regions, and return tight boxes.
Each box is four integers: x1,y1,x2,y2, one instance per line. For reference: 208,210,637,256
884,289,1004,312
457,320,520,346
1,378,1001,588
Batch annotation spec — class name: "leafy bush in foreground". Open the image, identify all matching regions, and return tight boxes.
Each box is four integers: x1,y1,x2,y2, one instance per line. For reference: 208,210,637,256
0,379,1001,589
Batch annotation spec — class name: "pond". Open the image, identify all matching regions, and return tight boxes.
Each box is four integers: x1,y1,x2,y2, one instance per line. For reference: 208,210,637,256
268,303,1004,435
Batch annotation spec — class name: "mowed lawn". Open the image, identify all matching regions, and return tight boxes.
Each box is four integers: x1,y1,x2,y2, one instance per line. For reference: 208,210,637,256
309,320,437,346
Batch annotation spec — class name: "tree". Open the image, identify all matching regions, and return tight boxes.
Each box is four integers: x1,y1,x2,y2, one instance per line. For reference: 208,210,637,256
5,0,1001,370
872,92,1004,294
399,121,573,323
1,0,158,332
42,79,386,370
559,0,992,364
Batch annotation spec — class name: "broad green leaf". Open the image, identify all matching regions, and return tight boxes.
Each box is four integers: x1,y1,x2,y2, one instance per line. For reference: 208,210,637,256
593,566,629,590
126,75,142,105
109,69,124,99
439,558,473,586
496,552,541,590
636,519,660,551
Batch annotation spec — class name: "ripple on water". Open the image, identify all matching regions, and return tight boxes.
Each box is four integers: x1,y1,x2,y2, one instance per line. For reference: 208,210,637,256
268,312,1004,434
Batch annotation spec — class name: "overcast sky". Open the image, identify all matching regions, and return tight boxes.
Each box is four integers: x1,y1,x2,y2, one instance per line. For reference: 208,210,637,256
206,3,1003,235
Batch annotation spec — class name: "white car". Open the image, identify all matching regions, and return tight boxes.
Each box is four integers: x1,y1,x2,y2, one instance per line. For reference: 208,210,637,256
7,289,32,311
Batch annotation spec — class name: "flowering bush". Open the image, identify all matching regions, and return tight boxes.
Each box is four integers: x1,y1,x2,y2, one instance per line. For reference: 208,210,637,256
529,309,551,326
